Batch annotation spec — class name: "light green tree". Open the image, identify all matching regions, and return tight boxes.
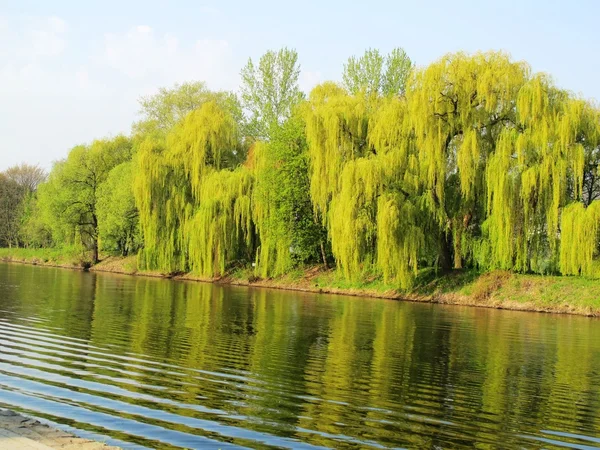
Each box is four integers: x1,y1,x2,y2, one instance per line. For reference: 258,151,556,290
343,48,412,97
304,51,600,286
0,164,46,248
97,162,141,256
0,174,25,247
252,113,328,276
240,48,303,140
133,81,243,139
134,101,251,275
38,136,133,263
18,192,52,248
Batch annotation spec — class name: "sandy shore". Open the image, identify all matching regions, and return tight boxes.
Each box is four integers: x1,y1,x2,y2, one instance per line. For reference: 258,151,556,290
0,410,119,450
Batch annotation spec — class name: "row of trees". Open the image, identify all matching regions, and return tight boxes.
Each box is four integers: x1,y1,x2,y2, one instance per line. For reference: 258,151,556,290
5,48,600,287
0,164,46,248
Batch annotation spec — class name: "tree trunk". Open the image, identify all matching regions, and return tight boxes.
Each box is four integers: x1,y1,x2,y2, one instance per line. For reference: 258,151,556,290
453,213,471,270
439,233,453,272
91,213,99,264
454,246,463,269
453,228,463,270
92,239,99,264
320,241,329,269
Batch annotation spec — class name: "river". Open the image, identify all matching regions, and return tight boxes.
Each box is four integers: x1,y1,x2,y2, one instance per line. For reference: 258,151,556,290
0,262,599,448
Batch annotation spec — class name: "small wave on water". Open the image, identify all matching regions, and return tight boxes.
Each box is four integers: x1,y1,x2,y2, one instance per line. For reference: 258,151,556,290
1,262,600,448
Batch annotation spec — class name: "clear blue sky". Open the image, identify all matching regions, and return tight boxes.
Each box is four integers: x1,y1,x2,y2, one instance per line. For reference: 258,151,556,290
1,0,599,171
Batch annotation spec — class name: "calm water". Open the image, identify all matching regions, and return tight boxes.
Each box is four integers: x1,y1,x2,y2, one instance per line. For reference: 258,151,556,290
0,263,600,449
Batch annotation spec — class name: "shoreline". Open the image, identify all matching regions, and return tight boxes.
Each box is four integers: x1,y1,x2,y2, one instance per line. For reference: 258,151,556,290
2,254,600,317
0,409,119,449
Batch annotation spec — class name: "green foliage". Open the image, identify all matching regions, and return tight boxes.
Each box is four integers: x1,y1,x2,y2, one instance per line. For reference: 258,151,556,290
252,115,327,277
132,82,247,273
133,81,242,139
37,135,133,262
559,201,600,276
302,81,423,288
240,48,303,140
305,51,600,287
97,162,141,256
186,167,253,276
0,164,49,249
343,48,412,97
19,192,52,248
0,173,26,247
134,100,251,275
5,47,600,287
404,52,598,276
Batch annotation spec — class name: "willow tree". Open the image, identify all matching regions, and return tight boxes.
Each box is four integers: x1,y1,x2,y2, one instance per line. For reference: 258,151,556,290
303,79,424,288
134,100,253,276
581,106,600,207
557,104,600,275
185,167,253,276
402,52,531,270
397,52,600,274
304,51,600,286
477,76,600,274
559,201,600,276
170,102,252,275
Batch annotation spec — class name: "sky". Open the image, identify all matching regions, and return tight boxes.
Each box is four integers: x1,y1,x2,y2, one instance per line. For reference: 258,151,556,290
1,0,599,171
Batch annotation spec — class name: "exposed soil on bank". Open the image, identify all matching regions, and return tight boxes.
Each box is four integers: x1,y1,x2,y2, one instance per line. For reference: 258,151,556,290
90,257,600,317
0,409,119,449
3,254,600,317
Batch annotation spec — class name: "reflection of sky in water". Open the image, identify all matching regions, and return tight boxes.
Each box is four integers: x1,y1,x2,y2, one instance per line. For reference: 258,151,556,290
0,261,599,449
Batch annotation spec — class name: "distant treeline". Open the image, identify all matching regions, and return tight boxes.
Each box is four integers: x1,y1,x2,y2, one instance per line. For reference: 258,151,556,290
3,48,600,287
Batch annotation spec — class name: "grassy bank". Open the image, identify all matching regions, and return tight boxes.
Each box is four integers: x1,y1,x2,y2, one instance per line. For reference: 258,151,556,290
2,248,600,316
0,247,90,269
224,266,600,316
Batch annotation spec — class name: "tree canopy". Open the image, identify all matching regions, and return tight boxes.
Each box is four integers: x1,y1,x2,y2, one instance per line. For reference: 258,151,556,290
304,51,600,286
240,48,303,140
37,136,133,262
343,48,413,97
6,48,600,285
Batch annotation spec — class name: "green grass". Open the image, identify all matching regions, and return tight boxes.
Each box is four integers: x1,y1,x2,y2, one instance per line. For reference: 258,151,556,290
0,246,90,267
312,267,600,314
3,248,600,315
122,257,138,273
228,264,600,314
229,266,255,282
410,267,482,295
312,271,396,293
489,273,600,311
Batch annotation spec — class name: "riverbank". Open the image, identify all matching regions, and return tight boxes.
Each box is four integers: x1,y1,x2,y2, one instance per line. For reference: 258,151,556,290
0,409,118,449
2,249,600,316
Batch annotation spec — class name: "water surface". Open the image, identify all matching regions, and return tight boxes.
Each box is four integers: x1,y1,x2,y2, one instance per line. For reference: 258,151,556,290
0,262,599,449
